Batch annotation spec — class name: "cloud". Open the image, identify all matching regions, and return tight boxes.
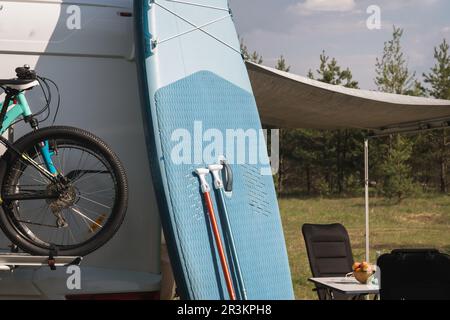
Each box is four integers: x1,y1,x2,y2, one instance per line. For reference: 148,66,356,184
443,26,450,33
292,0,356,14
376,0,440,11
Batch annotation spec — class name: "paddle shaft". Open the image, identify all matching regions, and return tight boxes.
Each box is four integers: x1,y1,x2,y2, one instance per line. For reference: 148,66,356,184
203,191,236,300
216,189,248,300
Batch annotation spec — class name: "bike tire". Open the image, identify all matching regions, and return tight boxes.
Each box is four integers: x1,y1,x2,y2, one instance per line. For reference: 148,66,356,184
0,126,128,256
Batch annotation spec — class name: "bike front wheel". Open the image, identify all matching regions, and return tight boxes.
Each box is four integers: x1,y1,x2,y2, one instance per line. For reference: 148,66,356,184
0,126,128,256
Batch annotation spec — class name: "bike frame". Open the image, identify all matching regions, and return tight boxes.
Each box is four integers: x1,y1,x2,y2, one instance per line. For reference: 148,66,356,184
0,89,58,183
0,92,32,135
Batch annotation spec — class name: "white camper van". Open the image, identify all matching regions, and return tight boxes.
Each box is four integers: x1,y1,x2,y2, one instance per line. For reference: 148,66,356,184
0,0,162,299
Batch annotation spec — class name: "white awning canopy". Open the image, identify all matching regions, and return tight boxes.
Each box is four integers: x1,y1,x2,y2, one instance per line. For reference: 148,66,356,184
246,61,450,135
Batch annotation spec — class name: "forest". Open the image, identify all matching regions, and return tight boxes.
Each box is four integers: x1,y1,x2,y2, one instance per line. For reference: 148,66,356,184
241,26,450,201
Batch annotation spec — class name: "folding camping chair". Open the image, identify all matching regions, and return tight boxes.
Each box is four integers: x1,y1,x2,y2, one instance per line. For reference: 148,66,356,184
302,223,356,300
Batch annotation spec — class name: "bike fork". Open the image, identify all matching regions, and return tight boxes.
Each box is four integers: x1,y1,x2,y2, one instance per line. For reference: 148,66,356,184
39,140,57,175
28,118,58,176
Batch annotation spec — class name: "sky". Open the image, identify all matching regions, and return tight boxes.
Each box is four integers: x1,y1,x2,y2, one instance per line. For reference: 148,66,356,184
228,0,450,90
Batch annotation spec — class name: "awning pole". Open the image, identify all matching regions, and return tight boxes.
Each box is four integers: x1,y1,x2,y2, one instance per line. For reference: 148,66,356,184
364,138,370,262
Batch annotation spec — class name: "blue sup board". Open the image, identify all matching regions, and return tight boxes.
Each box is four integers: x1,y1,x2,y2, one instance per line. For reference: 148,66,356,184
134,0,294,300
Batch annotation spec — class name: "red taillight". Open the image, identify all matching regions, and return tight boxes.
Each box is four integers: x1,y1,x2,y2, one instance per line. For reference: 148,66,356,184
66,291,160,300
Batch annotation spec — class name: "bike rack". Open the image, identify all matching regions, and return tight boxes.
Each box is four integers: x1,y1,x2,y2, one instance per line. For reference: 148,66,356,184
0,253,81,272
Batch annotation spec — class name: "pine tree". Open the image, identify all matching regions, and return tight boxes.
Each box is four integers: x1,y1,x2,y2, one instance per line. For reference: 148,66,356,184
308,52,360,194
379,135,414,201
422,39,450,192
240,38,263,64
275,55,291,194
424,39,450,99
313,51,359,88
375,26,417,94
276,55,290,72
374,26,419,200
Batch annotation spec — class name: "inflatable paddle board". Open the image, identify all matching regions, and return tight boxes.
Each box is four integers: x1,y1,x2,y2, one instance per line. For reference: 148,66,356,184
134,0,294,300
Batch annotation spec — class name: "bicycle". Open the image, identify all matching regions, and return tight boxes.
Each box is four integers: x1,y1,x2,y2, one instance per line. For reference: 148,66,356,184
0,65,128,257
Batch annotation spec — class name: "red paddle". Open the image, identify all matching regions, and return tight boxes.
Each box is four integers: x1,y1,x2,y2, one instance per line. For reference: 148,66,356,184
195,168,236,300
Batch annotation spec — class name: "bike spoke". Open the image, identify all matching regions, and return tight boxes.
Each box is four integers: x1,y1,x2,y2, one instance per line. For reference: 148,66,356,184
71,163,107,185
81,187,115,196
67,218,77,244
70,206,102,229
10,167,47,185
56,144,65,176
78,195,111,209
34,145,47,181
61,147,67,176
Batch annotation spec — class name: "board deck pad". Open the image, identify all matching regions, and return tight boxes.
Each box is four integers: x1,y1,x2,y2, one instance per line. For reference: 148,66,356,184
135,0,294,299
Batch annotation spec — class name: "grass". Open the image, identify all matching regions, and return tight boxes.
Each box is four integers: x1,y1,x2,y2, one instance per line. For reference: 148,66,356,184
279,195,450,300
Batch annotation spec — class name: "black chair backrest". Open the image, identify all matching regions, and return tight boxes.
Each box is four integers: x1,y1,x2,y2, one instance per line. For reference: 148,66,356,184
377,249,450,300
302,223,354,277
302,223,354,299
